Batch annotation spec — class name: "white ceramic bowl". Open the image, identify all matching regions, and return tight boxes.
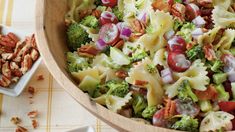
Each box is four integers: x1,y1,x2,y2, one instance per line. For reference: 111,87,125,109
0,25,42,96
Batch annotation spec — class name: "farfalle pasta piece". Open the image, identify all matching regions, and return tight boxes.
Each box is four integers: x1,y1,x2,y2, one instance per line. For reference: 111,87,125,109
197,27,222,45
71,67,100,82
153,48,168,68
200,111,234,132
80,25,99,42
215,29,235,54
136,10,173,54
106,92,132,112
212,6,235,28
165,59,209,98
93,92,133,112
212,0,232,9
123,0,138,20
126,58,163,106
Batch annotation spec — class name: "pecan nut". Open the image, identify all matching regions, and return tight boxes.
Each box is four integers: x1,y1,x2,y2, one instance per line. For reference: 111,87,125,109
170,3,186,21
15,126,28,132
30,49,39,61
115,70,128,79
2,61,11,79
32,119,39,129
0,75,11,87
130,19,146,37
92,9,102,18
20,54,33,74
10,117,21,125
134,80,148,86
78,45,99,57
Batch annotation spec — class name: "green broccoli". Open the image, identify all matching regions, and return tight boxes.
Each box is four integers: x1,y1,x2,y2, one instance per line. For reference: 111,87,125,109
171,115,199,132
131,47,148,62
198,100,212,112
177,80,198,102
142,106,157,119
215,84,230,101
174,0,182,3
67,52,90,72
210,60,223,72
176,22,195,42
146,64,157,74
113,6,123,21
67,23,91,50
106,80,129,97
92,84,110,98
173,19,184,31
132,94,148,116
80,15,99,29
186,45,205,61
96,6,107,12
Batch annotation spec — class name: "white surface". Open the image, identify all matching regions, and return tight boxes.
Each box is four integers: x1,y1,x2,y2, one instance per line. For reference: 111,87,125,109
0,25,42,96
67,126,95,132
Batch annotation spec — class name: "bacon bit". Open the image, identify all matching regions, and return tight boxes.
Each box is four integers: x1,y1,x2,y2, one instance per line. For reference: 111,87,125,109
194,84,218,101
212,28,225,45
164,98,176,118
134,80,148,86
115,70,128,79
203,44,216,61
197,0,213,8
32,119,38,129
118,108,132,118
27,110,38,118
37,75,44,81
10,117,21,125
15,126,28,132
28,86,35,95
92,9,102,18
78,45,99,57
152,0,169,12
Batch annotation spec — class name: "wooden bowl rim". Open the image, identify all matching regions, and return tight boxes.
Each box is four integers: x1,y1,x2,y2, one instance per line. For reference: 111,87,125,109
35,0,177,131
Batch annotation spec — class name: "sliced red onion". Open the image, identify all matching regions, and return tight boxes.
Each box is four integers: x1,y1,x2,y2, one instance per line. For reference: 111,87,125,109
164,29,175,40
116,22,124,31
228,71,235,82
191,28,203,39
120,27,132,40
189,3,200,13
96,39,107,50
101,0,110,4
192,16,206,28
101,11,116,21
161,68,174,84
168,36,185,50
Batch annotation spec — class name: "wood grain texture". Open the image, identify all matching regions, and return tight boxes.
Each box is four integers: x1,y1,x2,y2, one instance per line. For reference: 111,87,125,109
35,0,178,131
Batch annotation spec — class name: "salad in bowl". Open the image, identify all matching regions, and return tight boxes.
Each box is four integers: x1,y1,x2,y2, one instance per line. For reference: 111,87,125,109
64,0,235,131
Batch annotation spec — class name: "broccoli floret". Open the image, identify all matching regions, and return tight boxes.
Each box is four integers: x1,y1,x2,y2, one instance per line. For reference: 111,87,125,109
132,94,148,116
106,80,129,97
67,23,91,50
96,6,107,12
113,6,123,21
173,19,184,31
198,100,212,112
174,0,182,3
131,48,148,62
176,22,195,42
211,60,223,72
177,80,198,102
215,84,230,101
186,45,205,61
142,106,157,119
67,52,90,72
80,15,99,29
171,115,199,132
92,84,110,98
146,64,157,74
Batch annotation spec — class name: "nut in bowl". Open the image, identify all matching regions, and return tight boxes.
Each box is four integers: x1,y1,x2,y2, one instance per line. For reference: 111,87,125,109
0,25,42,96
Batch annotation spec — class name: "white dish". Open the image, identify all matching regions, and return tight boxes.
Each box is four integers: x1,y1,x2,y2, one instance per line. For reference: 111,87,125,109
67,126,95,132
0,25,42,96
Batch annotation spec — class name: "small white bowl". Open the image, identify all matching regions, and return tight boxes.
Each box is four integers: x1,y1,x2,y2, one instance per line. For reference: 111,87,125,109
0,25,42,96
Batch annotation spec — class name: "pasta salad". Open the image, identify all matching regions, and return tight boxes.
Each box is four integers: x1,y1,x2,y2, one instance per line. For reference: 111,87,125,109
64,0,235,131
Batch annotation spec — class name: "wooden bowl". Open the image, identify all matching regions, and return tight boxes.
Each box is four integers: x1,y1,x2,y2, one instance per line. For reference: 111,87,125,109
35,0,176,131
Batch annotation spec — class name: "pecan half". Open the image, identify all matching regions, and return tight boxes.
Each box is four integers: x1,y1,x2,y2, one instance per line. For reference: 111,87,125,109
0,75,11,87
130,19,146,37
152,0,169,11
78,45,99,57
170,3,186,21
7,32,19,44
28,86,35,95
20,54,32,74
0,35,16,48
30,49,39,62
37,75,44,81
1,53,14,60
2,61,11,79
112,39,124,49
203,44,216,61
